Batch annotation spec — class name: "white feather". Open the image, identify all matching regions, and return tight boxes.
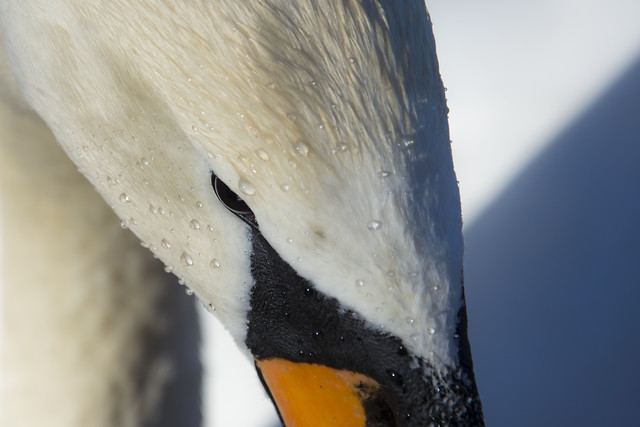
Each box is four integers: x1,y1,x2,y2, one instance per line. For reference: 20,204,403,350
1,0,462,371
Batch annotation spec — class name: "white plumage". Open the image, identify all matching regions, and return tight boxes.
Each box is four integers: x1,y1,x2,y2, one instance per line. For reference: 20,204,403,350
1,1,473,426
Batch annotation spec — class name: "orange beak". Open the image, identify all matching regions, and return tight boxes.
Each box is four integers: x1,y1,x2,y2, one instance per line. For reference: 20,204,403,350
256,358,385,426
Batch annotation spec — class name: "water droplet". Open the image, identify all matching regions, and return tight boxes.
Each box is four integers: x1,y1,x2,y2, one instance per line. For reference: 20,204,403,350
181,252,194,267
378,171,391,178
195,201,203,208
164,265,174,273
185,288,194,295
206,151,216,159
158,206,165,215
120,220,128,229
337,143,348,152
161,239,171,249
107,176,116,185
206,303,216,313
119,193,130,203
406,317,415,325
349,56,356,64
266,82,275,89
190,219,201,230
397,345,408,356
294,141,309,156
287,113,297,121
287,238,293,244
191,125,198,132
239,179,256,195
140,241,150,248
210,259,221,268
140,157,149,166
386,369,404,387
255,149,270,161
178,277,186,285
367,220,382,231
355,279,365,287
207,225,214,232
280,183,290,192
149,205,157,214
427,328,435,335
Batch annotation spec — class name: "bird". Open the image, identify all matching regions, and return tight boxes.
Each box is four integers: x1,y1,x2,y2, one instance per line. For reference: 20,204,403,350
0,1,483,426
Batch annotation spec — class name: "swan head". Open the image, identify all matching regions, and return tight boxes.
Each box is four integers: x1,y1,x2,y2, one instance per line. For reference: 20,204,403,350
1,0,483,424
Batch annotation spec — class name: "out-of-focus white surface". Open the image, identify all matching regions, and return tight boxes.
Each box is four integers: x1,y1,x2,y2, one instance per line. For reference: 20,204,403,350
433,1,640,426
462,57,640,425
430,0,640,220
198,308,278,427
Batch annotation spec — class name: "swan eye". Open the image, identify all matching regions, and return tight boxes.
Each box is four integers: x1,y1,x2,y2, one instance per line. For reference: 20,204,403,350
211,172,259,229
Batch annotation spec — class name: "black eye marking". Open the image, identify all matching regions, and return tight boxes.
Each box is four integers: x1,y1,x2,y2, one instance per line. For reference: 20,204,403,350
211,172,259,229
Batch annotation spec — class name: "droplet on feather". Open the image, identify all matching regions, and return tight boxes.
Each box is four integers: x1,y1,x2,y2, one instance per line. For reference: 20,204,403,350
239,179,256,196
294,141,309,156
181,252,194,267
367,220,382,231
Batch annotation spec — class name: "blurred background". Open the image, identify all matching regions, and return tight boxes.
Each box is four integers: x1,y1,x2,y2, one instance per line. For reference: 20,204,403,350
2,0,640,426
432,0,640,425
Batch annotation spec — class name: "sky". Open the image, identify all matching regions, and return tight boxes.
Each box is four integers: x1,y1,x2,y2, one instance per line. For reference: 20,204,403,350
2,1,640,426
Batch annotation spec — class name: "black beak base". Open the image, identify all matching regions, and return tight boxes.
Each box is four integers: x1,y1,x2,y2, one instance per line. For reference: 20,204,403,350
245,228,484,426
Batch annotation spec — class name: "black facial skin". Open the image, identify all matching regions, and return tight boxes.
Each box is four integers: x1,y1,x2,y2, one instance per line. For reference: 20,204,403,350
246,229,483,426
211,173,484,426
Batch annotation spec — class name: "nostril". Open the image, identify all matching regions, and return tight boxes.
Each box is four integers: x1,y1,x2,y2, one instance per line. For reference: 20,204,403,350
211,172,259,229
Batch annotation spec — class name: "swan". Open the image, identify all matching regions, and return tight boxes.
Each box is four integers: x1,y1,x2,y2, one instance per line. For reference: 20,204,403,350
0,1,483,426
